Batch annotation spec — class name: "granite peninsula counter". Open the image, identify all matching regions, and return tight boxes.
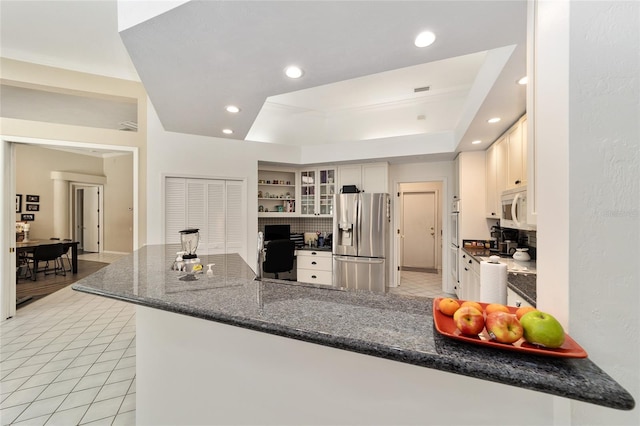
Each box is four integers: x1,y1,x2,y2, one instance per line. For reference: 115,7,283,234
72,245,634,424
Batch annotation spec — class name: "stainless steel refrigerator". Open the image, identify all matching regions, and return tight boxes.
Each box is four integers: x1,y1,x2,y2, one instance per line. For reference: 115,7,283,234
333,193,390,292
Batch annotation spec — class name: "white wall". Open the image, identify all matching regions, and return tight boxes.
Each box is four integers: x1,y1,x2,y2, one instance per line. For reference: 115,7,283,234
536,1,639,424
103,153,134,252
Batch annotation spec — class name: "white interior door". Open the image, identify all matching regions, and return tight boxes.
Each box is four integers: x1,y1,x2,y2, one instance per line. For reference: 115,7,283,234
83,187,100,252
402,192,436,270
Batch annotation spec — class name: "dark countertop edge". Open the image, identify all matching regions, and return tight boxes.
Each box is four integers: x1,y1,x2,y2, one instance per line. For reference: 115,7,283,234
71,283,635,411
296,246,332,252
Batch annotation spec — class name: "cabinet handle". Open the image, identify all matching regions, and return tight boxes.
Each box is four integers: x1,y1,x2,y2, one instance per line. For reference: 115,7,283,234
311,252,317,255
464,267,469,271
515,179,521,185
312,275,317,279
468,260,472,264
462,255,466,259
311,261,317,265
515,301,522,307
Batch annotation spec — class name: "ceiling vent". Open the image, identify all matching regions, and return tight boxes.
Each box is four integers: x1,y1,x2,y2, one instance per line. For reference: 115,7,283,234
414,86,431,93
118,121,138,131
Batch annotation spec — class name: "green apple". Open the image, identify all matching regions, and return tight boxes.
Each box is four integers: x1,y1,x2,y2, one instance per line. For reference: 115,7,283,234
520,311,565,348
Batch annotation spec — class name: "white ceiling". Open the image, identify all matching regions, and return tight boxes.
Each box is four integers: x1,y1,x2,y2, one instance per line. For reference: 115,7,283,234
1,0,527,158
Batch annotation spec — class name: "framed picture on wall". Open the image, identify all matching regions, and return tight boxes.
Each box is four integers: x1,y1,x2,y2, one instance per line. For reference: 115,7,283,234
16,194,22,213
21,213,35,221
26,195,40,203
26,204,40,212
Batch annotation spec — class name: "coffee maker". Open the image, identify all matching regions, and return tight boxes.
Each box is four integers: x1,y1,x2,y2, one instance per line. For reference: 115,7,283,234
491,223,518,255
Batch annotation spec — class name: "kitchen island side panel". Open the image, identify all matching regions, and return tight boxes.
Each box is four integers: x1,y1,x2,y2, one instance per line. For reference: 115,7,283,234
136,305,555,426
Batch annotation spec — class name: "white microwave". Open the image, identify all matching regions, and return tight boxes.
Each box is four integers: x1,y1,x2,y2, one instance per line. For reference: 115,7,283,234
500,187,535,230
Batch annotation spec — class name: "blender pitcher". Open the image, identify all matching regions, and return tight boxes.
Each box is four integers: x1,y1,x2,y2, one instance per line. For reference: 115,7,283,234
179,228,202,275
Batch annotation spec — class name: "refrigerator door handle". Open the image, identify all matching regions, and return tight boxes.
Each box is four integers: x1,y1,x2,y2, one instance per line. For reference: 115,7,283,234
334,256,384,264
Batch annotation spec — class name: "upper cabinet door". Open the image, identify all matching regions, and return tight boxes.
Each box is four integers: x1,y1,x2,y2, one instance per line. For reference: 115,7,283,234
506,116,527,190
300,167,336,216
337,162,388,194
300,169,317,216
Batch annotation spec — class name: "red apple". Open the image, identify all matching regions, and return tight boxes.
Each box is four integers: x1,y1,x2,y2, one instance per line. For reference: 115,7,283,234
453,306,485,336
486,312,524,344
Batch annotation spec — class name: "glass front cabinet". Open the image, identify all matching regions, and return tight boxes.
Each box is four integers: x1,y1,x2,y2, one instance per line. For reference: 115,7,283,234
299,167,336,216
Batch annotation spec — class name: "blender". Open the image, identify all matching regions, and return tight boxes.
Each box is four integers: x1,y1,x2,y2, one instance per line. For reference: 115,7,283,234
178,228,203,278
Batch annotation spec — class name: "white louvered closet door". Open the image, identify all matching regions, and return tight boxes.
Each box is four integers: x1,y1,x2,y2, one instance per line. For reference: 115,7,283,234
165,177,246,256
206,180,225,254
165,178,186,245
225,180,245,254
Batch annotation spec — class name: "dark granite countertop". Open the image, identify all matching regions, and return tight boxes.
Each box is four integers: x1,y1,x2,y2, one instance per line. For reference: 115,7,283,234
72,244,634,411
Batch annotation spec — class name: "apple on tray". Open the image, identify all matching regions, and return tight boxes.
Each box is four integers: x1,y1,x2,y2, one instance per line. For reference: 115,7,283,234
520,310,566,348
453,306,485,336
485,312,524,344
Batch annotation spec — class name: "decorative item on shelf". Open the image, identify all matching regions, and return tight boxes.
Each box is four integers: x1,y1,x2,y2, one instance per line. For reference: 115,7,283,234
286,181,291,185
258,190,262,198
258,205,264,212
266,180,271,184
265,192,270,198
276,205,284,212
264,208,269,212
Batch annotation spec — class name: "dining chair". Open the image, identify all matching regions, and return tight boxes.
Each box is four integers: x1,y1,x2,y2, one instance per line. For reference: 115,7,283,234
31,243,66,280
50,237,73,271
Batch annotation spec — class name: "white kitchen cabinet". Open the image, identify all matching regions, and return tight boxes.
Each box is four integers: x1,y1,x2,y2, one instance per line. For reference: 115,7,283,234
485,114,527,217
258,168,297,218
460,252,480,301
485,137,507,218
296,250,332,286
457,151,488,241
506,115,527,190
299,167,336,217
507,287,534,308
337,162,388,193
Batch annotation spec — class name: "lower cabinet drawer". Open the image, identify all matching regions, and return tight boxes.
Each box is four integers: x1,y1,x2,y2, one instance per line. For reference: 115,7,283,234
296,255,332,270
297,269,332,286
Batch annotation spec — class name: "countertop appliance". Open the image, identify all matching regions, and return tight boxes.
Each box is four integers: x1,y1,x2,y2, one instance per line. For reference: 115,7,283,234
500,187,535,231
333,193,390,292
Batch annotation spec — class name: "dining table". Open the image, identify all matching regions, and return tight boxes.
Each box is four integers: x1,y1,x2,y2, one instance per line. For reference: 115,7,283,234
16,239,80,274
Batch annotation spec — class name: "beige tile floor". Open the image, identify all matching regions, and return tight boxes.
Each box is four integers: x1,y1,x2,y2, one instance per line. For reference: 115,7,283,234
389,270,455,299
1,254,133,426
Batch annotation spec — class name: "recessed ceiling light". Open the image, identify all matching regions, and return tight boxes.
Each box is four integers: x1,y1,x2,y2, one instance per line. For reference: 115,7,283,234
285,66,304,79
472,140,482,145
225,105,240,113
222,129,233,135
517,76,528,85
414,31,436,48
487,117,501,124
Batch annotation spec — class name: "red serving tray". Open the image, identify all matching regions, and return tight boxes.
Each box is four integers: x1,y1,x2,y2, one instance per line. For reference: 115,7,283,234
433,298,588,358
